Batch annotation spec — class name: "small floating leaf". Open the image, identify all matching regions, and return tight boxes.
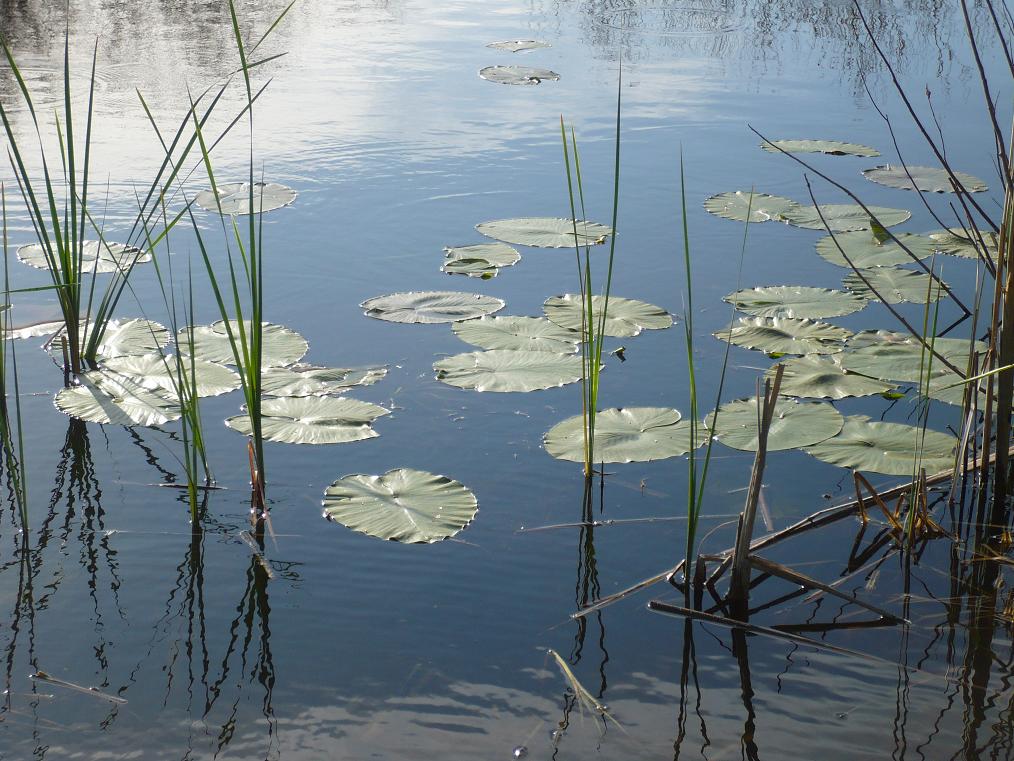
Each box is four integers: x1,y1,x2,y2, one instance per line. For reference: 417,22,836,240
929,228,999,260
476,217,611,248
842,268,947,304
445,242,521,267
54,370,181,427
261,364,387,397
815,231,937,268
361,291,505,324
803,415,956,475
452,316,579,353
225,396,390,444
5,319,67,340
101,354,240,398
714,316,851,355
17,240,150,274
433,349,584,392
441,258,499,279
760,139,879,157
725,285,867,319
543,294,672,337
782,204,911,231
707,397,844,452
544,407,703,463
322,468,477,543
486,39,552,52
767,356,896,400
703,191,798,223
479,65,560,85
862,165,987,193
179,321,308,366
194,181,297,215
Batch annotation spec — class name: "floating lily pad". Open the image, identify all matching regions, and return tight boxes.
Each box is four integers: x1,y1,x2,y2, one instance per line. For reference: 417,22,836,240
225,396,390,444
703,191,798,223
486,39,552,52
843,268,947,304
760,139,879,157
322,468,477,543
261,364,387,397
707,396,843,452
17,240,150,274
803,415,956,475
433,349,584,392
767,356,896,399
543,294,672,337
362,291,505,324
5,319,66,340
929,228,999,260
862,165,987,193
101,354,240,398
544,407,705,463
479,65,560,84
476,217,611,248
54,370,181,427
837,339,977,384
782,204,911,232
714,316,851,355
179,321,308,366
445,242,521,267
441,258,500,279
815,231,937,268
47,318,170,360
725,286,867,319
452,316,579,353
847,330,986,355
194,181,297,215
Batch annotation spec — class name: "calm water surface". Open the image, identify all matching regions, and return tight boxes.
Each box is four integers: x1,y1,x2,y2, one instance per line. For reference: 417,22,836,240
0,1,1011,759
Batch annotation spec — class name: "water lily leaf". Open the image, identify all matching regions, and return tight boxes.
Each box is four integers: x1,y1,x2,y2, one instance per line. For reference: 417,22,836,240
803,415,956,475
179,321,308,366
322,468,477,543
486,39,552,52
17,240,150,274
929,228,999,260
815,231,937,268
862,165,987,193
707,396,843,452
725,286,867,319
54,370,181,427
5,319,66,340
101,354,240,398
760,139,879,157
445,242,521,267
842,268,947,304
225,396,390,444
847,330,986,355
782,204,911,231
47,318,170,360
476,217,611,248
714,316,851,355
766,356,896,399
479,65,560,84
837,337,980,383
433,349,584,392
261,364,387,397
543,294,672,337
441,258,499,279
361,291,505,324
703,191,798,223
194,181,297,215
452,316,579,353
544,407,705,463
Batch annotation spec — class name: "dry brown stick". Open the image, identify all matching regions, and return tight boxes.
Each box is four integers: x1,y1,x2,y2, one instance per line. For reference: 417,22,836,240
570,561,684,620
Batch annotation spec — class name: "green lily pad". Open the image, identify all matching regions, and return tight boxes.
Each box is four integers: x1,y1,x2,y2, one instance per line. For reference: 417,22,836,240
842,268,947,304
929,228,999,260
714,316,851,355
479,65,560,84
862,165,987,193
725,286,867,319
543,294,672,337
179,321,309,366
17,240,150,274
703,191,798,223
803,415,956,475
48,318,170,360
544,407,705,463
847,330,986,355
707,396,844,452
760,139,879,157
54,370,181,427
441,258,499,279
782,204,911,231
476,217,611,248
433,349,584,392
225,396,390,444
815,231,937,268
445,242,520,266
100,354,240,398
4,319,65,340
486,39,552,52
194,181,297,215
837,338,978,383
767,356,896,399
322,468,477,543
362,291,505,324
452,316,579,353
261,364,387,397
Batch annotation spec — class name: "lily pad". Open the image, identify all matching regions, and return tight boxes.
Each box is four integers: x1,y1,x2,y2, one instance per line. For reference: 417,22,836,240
322,468,477,543
929,228,999,260
361,291,505,324
441,258,500,279
782,204,911,232
725,286,867,319
194,181,297,215
842,268,947,304
48,318,170,360
433,349,584,392
767,356,896,400
54,370,181,427
479,65,560,85
100,354,240,398
815,231,937,268
225,396,390,444
803,416,956,475
476,217,611,248
837,339,977,384
261,364,387,397
445,242,521,267
714,316,851,355
179,321,309,366
760,139,879,157
543,294,672,337
846,330,986,355
544,407,705,463
486,39,552,52
452,316,579,353
862,165,987,193
703,191,798,223
5,319,67,340
707,396,843,452
17,240,150,274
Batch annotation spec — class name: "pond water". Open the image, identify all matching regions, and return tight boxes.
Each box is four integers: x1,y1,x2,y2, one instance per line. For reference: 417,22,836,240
0,1,1012,759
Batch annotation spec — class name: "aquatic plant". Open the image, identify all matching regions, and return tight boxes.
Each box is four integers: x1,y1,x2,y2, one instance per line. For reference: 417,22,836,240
0,186,27,527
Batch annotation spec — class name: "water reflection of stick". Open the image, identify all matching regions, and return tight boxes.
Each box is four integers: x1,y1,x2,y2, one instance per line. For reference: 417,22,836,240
30,670,127,704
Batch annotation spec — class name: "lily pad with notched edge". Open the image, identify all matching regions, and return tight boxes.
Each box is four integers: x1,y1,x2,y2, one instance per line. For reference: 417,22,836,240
100,354,240,398
703,191,798,223
434,349,584,392
17,240,150,274
815,231,937,268
225,396,390,444
194,182,297,215
361,291,505,324
479,65,560,85
846,330,986,355
782,204,911,231
47,318,170,360
929,228,999,260
5,319,67,340
445,242,520,266
543,294,672,338
766,356,896,399
714,316,851,355
843,268,947,304
486,39,552,52
54,370,181,427
476,217,611,248
322,468,477,543
261,364,387,397
803,415,956,475
837,340,979,384
725,285,867,319
441,258,500,279
707,396,844,452
862,165,987,193
760,139,879,157
544,407,705,463
179,321,309,366
452,316,579,353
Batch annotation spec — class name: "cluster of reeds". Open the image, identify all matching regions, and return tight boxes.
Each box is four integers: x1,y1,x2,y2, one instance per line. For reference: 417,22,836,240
0,185,27,528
